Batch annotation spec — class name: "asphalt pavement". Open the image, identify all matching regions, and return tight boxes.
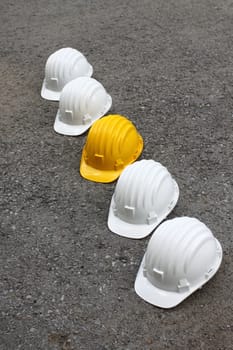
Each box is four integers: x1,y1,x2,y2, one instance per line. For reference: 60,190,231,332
1,1,233,349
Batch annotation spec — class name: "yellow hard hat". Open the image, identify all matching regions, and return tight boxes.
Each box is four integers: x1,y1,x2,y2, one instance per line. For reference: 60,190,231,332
80,114,143,183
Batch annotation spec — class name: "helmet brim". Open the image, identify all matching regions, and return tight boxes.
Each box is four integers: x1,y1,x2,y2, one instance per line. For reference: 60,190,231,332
54,95,112,136
41,79,61,101
135,239,223,309
80,156,122,183
54,114,90,136
108,181,179,239
108,198,156,239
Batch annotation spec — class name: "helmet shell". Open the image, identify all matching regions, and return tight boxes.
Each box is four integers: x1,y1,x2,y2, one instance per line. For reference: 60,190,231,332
135,217,223,308
80,115,143,183
108,160,179,238
54,77,112,136
41,47,93,101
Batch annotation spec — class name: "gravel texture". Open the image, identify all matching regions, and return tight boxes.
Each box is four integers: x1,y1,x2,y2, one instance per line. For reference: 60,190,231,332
1,0,233,349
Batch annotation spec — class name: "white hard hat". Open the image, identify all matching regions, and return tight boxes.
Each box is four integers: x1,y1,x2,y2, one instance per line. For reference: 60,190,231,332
135,217,223,309
108,159,179,239
41,47,93,101
54,77,112,136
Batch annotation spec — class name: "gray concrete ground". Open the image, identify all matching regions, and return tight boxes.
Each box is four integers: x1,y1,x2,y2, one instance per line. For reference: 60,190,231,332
1,0,233,349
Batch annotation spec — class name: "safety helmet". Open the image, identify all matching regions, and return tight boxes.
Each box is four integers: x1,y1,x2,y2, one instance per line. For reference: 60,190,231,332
108,159,179,239
41,47,93,101
135,217,223,309
80,115,143,183
54,77,112,136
